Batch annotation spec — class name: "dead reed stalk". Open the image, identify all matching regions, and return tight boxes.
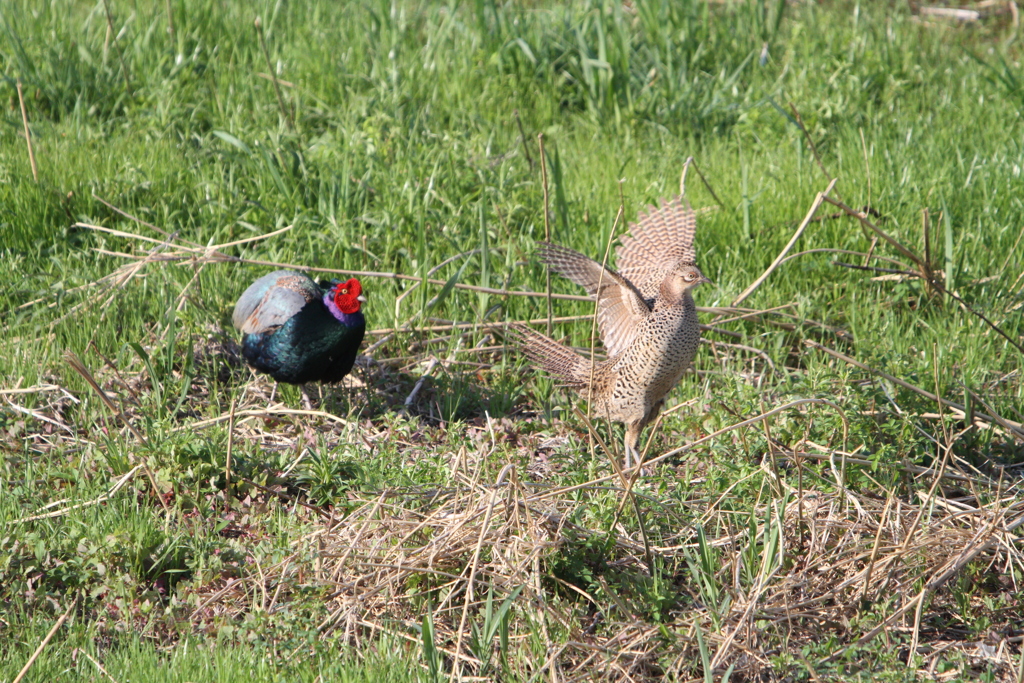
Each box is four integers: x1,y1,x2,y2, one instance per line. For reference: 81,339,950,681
16,80,38,182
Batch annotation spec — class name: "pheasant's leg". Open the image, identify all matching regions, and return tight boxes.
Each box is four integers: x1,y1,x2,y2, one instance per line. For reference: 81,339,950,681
635,400,664,467
269,383,278,404
300,384,314,411
623,423,642,471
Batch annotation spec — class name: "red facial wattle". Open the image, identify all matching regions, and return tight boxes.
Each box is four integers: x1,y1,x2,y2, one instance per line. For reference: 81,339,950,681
333,279,363,314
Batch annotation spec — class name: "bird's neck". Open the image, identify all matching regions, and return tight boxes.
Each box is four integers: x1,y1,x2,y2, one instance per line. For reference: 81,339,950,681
322,293,364,326
655,284,695,309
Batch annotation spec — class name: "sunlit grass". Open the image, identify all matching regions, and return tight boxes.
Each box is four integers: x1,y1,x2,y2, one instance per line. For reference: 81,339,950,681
2,0,1023,680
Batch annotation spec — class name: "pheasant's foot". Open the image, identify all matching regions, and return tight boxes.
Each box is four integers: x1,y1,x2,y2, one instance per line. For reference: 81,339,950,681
300,385,314,411
622,436,639,471
620,443,654,477
633,446,654,477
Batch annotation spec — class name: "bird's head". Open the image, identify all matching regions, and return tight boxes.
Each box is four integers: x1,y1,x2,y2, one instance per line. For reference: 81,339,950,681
662,263,712,301
332,278,366,314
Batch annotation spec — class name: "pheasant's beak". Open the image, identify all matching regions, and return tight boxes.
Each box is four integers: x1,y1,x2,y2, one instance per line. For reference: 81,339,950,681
700,276,714,286
357,294,367,303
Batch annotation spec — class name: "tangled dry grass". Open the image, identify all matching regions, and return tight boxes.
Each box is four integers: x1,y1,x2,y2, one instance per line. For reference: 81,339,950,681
182,414,1024,681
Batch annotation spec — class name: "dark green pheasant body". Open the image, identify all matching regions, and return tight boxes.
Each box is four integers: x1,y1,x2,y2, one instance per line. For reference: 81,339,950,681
233,270,366,385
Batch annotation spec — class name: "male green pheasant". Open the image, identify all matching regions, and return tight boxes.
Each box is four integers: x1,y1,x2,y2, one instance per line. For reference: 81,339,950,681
510,196,710,469
233,270,366,408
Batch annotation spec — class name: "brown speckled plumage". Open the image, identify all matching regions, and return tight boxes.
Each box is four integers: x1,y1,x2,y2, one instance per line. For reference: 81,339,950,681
511,196,710,469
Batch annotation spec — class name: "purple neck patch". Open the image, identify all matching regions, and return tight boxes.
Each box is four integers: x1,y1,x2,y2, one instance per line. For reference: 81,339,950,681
323,292,361,326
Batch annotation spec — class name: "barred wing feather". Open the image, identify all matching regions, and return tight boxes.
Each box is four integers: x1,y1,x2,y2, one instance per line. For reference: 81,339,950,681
615,196,697,301
536,241,650,358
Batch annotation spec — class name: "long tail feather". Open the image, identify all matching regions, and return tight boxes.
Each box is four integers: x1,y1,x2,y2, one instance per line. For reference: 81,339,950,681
506,323,590,387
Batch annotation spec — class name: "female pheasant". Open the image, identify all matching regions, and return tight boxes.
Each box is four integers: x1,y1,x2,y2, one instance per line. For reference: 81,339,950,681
232,270,366,408
510,196,710,470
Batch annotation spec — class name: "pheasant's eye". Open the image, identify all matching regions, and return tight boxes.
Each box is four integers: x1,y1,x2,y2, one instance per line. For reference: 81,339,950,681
340,288,348,294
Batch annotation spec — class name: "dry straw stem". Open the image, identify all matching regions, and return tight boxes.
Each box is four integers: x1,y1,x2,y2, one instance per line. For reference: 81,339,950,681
93,193,196,244
571,405,654,570
825,195,934,272
16,80,38,182
64,352,148,446
0,384,63,395
28,221,278,327
256,72,295,88
164,0,175,40
10,464,143,524
451,462,513,679
100,0,132,94
77,648,121,683
64,352,172,514
805,339,1024,441
224,395,237,510
731,177,838,307
538,132,554,336
776,247,906,272
73,220,595,304
823,195,1024,356
513,109,533,168
255,17,295,130
906,360,957,660
402,356,439,411
241,477,332,519
790,102,840,198
860,126,872,208
11,595,78,683
5,396,76,437
783,443,988,487
170,405,353,432
367,315,605,336
371,247,503,353
525,399,850,506
585,203,625,458
394,248,487,308
678,156,725,210
37,225,188,338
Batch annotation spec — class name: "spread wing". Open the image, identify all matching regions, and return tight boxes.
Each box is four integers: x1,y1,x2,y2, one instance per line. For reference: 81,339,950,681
536,242,650,357
232,270,320,335
615,196,698,301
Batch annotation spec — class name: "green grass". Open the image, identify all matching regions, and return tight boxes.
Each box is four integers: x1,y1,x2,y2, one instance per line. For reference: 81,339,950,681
2,0,1024,680
1,613,421,683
